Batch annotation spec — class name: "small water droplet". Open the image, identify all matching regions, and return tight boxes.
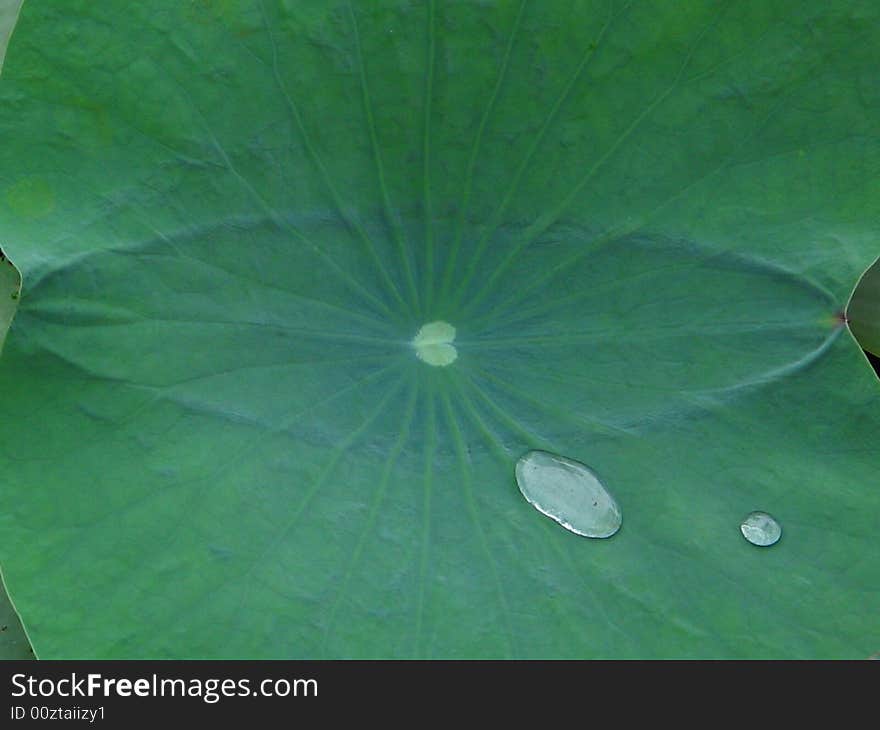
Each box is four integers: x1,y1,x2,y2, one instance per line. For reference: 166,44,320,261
740,511,781,547
515,450,621,538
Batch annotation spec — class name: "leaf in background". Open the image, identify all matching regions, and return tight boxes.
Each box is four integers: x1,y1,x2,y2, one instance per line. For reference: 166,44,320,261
0,0,31,661
0,247,20,354
849,257,880,358
0,248,26,661
0,568,31,659
0,0,878,658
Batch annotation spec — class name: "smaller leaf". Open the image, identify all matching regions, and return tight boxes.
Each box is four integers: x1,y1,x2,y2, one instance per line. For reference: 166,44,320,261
848,257,880,359
0,245,26,660
0,246,20,355
0,0,31,662
0,570,32,660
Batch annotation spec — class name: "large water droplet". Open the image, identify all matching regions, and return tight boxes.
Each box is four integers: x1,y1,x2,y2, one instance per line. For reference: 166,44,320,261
740,511,782,547
515,450,621,538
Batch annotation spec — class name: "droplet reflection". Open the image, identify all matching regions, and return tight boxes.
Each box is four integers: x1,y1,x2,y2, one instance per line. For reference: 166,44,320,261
740,511,782,547
515,450,621,538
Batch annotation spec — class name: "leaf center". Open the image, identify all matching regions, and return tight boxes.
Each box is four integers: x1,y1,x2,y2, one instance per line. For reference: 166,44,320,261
412,321,457,367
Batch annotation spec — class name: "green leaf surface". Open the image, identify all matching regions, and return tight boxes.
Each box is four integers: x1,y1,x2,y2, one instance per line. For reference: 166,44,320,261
0,0,878,658
849,257,880,357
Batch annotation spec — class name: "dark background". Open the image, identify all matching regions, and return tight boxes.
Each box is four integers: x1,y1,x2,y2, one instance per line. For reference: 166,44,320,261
866,349,880,376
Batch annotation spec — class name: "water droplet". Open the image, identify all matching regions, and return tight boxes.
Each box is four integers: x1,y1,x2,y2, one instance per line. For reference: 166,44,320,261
515,450,621,538
740,511,781,547
412,321,457,366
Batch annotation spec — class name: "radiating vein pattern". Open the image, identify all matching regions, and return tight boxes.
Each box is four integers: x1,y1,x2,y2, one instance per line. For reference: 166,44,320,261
0,0,878,661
